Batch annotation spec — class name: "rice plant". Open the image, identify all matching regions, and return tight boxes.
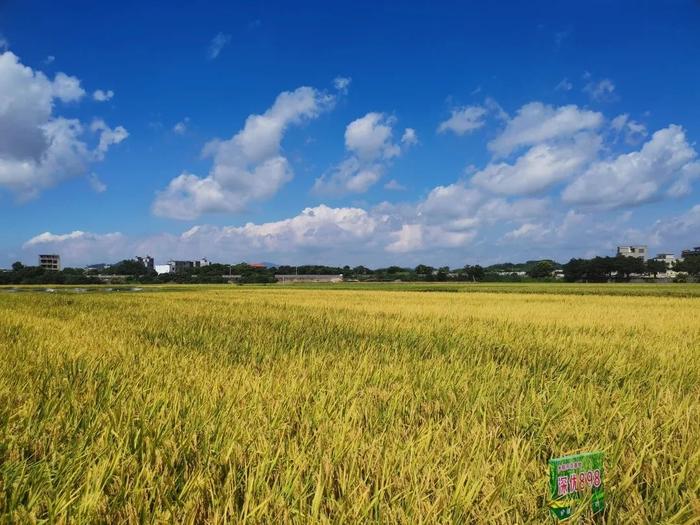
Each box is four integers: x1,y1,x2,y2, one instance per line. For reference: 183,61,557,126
1,285,699,523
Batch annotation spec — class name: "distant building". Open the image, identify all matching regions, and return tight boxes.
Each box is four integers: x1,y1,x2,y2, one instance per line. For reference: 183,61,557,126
39,254,61,271
168,260,194,273
275,274,343,283
681,246,700,259
85,263,109,271
135,255,154,271
653,253,677,266
617,245,647,261
155,264,170,275
167,259,210,273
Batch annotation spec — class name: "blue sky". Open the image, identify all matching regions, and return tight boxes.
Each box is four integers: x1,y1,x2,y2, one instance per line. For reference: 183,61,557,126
2,1,700,267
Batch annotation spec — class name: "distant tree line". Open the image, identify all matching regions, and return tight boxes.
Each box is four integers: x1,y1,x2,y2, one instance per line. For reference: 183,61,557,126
562,255,700,282
2,259,562,285
0,262,101,285
5,256,697,285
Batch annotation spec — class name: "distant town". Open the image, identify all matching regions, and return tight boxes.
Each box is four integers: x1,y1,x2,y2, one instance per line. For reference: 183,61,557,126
3,244,700,286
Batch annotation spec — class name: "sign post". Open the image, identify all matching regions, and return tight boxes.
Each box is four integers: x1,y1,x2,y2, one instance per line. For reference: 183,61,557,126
548,451,604,520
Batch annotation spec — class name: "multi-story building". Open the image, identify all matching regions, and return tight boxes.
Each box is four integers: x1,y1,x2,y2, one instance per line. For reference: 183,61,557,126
617,245,647,261
167,258,210,273
135,255,154,271
39,254,61,271
653,253,677,267
681,246,700,259
168,260,194,273
155,264,171,275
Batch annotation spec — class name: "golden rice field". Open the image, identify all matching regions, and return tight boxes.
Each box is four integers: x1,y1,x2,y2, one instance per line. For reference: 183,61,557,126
1,284,699,523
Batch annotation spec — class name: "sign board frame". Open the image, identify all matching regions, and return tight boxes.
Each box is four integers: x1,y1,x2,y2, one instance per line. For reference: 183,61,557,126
548,451,605,520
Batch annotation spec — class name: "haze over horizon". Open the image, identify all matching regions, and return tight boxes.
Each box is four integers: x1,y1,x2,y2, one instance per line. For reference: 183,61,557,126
2,1,700,268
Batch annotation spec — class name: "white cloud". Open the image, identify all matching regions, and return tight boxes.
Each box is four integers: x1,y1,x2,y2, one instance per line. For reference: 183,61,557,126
0,51,125,200
313,158,383,196
345,112,399,161
384,179,406,191
649,205,700,247
52,72,85,102
583,78,616,102
418,183,483,221
0,35,8,51
313,112,414,196
87,173,107,193
153,86,335,219
173,117,190,135
401,128,418,146
93,89,114,102
44,55,55,65
386,224,424,252
503,223,551,242
555,78,573,91
208,32,231,60
91,119,129,160
610,114,647,145
563,125,700,208
473,132,601,195
23,230,128,266
488,102,603,157
437,105,487,135
333,76,351,93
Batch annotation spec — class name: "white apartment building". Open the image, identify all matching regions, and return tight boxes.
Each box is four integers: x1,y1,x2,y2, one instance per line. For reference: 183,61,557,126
617,245,647,261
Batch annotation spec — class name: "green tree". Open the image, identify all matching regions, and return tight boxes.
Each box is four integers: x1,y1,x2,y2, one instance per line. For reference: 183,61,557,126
645,259,667,278
414,264,434,275
528,260,555,278
463,265,485,282
675,255,700,277
11,261,24,272
110,259,151,276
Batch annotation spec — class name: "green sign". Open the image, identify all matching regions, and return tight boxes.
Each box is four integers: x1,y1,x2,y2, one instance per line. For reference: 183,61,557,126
549,451,604,520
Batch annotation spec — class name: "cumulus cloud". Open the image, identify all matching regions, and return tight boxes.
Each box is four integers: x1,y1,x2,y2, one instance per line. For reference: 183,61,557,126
488,102,603,157
437,105,487,135
196,204,380,251
386,224,424,252
345,112,401,161
153,86,335,219
472,132,601,195
313,112,415,196
207,32,231,60
0,51,126,200
93,89,114,102
23,230,128,266
562,125,700,208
